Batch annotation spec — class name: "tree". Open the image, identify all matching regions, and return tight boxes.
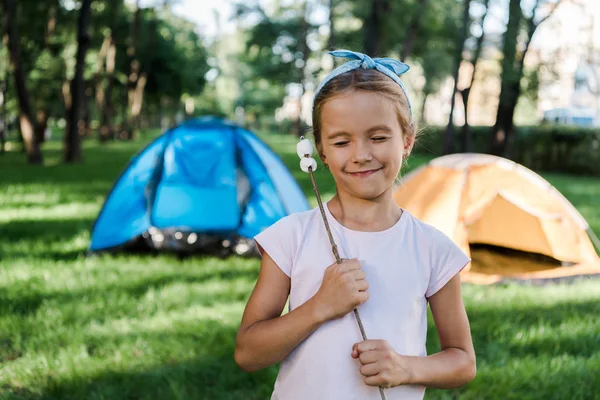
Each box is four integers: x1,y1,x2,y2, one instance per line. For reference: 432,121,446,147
14,0,72,146
490,0,564,156
97,0,122,142
459,0,490,152
125,0,142,139
65,0,93,163
235,2,316,132
1,29,8,154
140,8,207,128
2,0,42,163
419,46,453,125
293,0,310,137
364,0,390,56
400,0,428,61
327,0,336,50
443,0,472,155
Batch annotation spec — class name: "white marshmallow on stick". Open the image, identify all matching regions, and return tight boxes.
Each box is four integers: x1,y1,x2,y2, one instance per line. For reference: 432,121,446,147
300,157,317,173
296,137,314,159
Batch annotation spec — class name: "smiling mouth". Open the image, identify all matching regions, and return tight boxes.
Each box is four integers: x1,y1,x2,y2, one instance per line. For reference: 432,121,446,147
347,168,382,178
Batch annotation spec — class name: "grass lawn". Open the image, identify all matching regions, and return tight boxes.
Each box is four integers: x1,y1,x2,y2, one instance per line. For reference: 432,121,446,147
1,132,599,400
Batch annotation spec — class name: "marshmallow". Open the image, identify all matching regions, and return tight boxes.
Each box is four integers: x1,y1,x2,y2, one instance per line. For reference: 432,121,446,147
296,138,314,159
300,157,318,173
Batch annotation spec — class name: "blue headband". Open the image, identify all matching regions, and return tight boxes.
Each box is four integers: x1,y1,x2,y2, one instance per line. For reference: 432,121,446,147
313,50,413,122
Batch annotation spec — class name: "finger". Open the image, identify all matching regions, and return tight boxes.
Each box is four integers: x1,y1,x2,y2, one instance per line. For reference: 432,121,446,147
358,350,387,365
356,340,387,354
355,280,369,291
341,259,361,271
350,269,366,280
356,291,369,305
359,361,381,377
364,373,392,388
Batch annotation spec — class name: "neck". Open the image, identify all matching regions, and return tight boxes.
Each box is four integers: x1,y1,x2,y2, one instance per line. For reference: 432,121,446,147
328,188,402,232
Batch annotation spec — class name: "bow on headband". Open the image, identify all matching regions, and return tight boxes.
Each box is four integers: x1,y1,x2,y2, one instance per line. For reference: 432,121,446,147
313,50,413,122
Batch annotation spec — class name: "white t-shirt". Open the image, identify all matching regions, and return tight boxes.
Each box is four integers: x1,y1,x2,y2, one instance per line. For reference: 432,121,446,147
254,202,470,400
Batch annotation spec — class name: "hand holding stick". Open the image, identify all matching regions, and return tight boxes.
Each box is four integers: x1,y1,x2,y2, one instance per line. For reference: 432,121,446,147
297,137,387,400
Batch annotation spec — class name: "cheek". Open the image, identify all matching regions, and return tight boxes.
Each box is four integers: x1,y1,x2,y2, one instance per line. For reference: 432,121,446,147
378,144,403,165
321,145,345,165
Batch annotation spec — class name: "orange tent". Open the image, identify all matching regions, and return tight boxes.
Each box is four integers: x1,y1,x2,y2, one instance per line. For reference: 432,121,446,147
393,154,600,284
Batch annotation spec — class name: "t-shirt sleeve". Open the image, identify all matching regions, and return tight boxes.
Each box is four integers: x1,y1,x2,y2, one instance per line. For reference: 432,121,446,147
254,215,298,277
425,230,471,298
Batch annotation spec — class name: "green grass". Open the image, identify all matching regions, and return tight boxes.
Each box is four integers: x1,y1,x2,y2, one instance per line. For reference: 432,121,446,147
0,133,599,399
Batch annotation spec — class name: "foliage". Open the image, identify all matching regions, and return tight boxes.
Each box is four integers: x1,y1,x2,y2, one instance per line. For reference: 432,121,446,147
0,132,599,399
416,125,600,175
233,2,316,127
1,0,208,161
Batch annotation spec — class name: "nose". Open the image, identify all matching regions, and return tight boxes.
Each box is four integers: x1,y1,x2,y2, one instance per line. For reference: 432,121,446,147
352,140,373,164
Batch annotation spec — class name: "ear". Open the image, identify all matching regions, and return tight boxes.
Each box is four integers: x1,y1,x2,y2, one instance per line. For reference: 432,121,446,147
403,134,415,158
317,143,327,164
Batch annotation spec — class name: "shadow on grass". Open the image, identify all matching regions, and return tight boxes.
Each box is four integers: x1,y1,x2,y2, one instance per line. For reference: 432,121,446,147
3,322,276,400
4,312,599,400
0,263,258,318
1,218,93,242
455,297,600,360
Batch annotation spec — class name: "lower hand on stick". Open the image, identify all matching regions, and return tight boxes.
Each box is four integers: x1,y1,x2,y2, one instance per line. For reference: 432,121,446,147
352,340,412,388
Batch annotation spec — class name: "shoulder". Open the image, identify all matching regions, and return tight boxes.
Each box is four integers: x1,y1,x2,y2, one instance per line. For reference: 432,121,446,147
400,210,462,265
255,207,321,243
266,207,319,231
401,210,452,245
253,208,321,276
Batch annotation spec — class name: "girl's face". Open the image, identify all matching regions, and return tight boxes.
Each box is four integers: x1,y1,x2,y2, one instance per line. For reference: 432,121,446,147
319,90,413,201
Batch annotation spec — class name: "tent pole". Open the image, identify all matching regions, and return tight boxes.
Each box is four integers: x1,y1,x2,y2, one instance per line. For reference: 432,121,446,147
588,228,600,255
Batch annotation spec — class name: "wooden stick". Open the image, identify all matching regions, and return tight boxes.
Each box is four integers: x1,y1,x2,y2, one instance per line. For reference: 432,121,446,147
308,166,386,400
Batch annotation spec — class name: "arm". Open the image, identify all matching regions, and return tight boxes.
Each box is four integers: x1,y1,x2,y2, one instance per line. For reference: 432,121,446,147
234,252,326,372
353,274,476,389
235,254,369,372
405,273,476,388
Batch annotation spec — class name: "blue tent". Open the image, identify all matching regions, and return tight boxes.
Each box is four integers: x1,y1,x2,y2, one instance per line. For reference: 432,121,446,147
90,117,309,254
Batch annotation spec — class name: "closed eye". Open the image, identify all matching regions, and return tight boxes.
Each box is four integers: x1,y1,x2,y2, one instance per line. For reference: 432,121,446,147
333,141,350,147
372,137,389,142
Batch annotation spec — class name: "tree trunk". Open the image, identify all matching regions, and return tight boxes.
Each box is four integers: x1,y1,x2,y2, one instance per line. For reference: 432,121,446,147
327,0,336,50
35,3,61,146
128,6,159,139
400,0,427,62
490,84,519,156
443,0,472,155
461,0,489,153
460,88,472,152
46,4,57,48
2,0,42,163
489,0,522,156
64,0,92,163
419,92,428,126
82,82,93,137
293,1,310,137
1,30,7,154
489,0,559,156
364,0,384,56
0,78,7,154
35,109,49,143
125,0,142,140
99,0,121,142
95,34,110,139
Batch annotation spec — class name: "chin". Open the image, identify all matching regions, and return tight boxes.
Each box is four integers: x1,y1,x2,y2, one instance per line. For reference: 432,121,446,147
348,185,389,200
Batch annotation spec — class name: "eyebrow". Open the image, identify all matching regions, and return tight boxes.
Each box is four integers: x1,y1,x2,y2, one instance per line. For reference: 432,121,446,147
366,125,393,134
327,131,351,140
326,125,393,140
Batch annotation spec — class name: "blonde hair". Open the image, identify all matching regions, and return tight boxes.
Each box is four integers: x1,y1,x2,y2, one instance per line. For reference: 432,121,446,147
312,68,416,158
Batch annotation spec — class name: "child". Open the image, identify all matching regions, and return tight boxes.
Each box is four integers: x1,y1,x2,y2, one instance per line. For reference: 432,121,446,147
234,50,476,400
